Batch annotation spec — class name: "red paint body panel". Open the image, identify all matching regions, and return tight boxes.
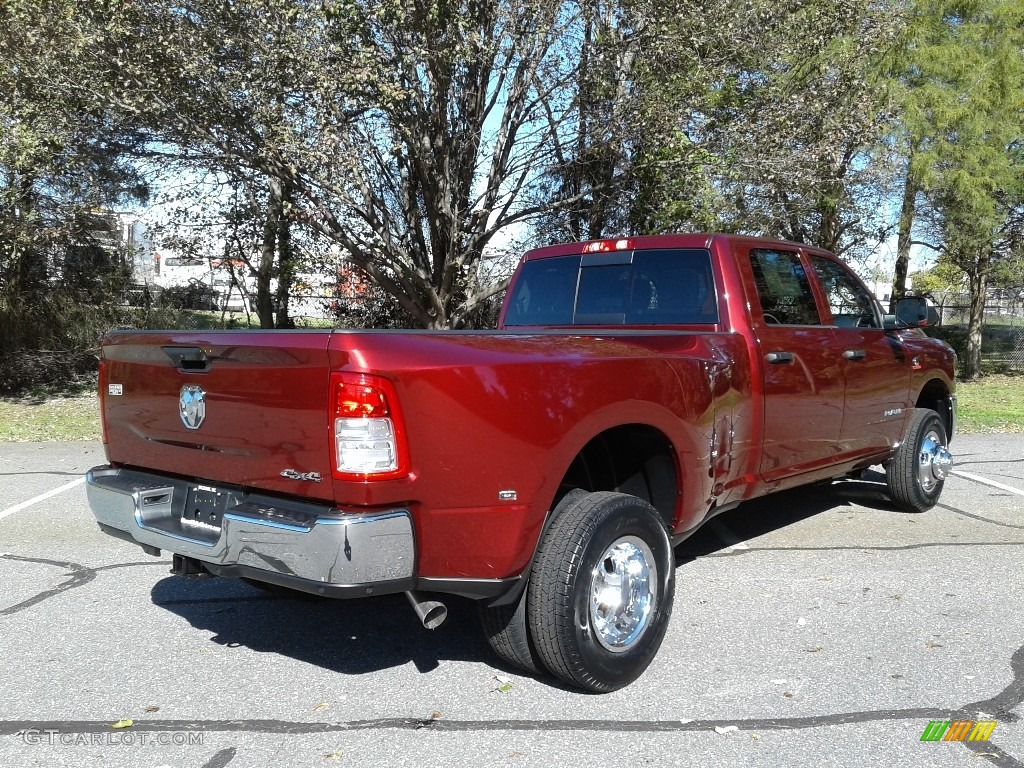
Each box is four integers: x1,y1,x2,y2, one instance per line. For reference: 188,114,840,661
326,329,748,577
102,331,336,503
97,234,957,587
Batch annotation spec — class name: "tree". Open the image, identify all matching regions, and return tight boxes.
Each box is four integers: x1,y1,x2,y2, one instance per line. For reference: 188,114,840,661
72,0,592,329
292,0,586,328
888,0,1024,377
0,0,148,302
616,0,899,261
0,0,152,392
532,0,651,243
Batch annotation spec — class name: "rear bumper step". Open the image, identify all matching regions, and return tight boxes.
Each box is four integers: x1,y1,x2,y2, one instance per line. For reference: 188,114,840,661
86,465,416,597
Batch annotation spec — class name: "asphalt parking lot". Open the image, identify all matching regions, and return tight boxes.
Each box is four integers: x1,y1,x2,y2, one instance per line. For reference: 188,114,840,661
0,435,1021,768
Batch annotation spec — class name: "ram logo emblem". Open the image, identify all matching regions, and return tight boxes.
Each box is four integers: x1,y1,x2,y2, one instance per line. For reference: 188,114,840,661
179,385,206,430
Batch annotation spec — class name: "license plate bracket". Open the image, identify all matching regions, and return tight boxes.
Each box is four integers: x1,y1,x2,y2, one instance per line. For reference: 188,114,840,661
181,485,228,529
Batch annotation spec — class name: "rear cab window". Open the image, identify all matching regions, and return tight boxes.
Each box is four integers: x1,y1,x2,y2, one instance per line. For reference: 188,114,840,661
503,249,718,327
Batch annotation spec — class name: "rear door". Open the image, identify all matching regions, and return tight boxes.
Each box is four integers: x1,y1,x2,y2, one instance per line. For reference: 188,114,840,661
737,246,844,481
101,330,336,502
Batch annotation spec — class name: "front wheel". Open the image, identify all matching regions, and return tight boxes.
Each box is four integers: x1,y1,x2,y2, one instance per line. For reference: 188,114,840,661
527,491,674,692
886,408,953,513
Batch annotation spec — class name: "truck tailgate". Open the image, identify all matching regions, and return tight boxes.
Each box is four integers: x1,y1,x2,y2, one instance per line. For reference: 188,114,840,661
100,331,336,503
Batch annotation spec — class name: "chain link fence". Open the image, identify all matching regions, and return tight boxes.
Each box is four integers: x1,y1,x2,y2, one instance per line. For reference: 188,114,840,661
929,290,1024,372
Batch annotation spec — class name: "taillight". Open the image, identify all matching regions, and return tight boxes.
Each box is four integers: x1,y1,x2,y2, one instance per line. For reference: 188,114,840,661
330,373,410,480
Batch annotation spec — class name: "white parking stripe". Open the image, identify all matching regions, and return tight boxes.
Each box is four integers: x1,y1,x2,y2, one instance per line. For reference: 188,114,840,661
0,477,86,521
952,470,1024,497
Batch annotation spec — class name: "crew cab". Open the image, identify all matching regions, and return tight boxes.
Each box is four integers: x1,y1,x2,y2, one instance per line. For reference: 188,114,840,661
86,234,956,692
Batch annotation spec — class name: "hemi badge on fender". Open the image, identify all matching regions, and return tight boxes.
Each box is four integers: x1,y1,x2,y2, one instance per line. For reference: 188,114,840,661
108,384,123,396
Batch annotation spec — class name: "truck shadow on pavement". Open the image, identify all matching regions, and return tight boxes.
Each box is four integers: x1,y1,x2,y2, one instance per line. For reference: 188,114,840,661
150,472,905,680
150,576,488,677
675,470,905,562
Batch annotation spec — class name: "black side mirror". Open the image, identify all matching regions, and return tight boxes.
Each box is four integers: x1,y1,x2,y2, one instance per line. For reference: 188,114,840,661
894,296,936,327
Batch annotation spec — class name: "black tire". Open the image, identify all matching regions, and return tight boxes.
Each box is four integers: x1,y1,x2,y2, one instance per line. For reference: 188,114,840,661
886,408,952,513
477,489,588,675
526,491,675,692
478,592,542,674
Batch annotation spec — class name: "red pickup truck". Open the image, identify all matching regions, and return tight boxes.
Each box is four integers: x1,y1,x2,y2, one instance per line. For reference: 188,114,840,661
86,234,956,692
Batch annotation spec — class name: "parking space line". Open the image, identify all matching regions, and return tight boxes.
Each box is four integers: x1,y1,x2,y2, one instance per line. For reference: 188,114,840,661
951,470,1024,497
0,477,86,521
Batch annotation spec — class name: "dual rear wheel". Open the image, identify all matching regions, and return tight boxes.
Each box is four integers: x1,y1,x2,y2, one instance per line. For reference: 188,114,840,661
479,490,674,693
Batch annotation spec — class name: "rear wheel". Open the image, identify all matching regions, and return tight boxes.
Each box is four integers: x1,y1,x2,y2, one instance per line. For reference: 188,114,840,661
526,491,674,692
478,593,542,674
886,408,952,513
477,489,587,675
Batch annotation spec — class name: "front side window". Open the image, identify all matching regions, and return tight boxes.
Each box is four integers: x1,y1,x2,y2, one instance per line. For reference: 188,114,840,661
810,255,881,329
747,249,821,325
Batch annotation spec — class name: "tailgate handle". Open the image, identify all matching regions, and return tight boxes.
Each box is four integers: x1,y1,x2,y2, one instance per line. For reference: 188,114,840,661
162,346,211,372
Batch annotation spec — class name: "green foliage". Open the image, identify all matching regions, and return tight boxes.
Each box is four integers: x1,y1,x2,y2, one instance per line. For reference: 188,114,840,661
0,394,101,441
2,0,1022,350
0,0,149,302
0,293,183,393
956,373,1024,433
910,261,968,294
888,0,1024,377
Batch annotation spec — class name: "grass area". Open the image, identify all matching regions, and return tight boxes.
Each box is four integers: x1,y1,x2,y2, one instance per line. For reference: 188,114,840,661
956,373,1024,434
0,373,1020,442
0,393,101,441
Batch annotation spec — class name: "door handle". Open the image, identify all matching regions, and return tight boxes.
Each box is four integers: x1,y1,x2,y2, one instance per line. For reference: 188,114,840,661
765,351,794,364
843,349,866,361
162,346,211,372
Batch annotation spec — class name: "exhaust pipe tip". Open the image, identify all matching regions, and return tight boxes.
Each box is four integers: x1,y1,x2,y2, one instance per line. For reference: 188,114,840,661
405,591,447,630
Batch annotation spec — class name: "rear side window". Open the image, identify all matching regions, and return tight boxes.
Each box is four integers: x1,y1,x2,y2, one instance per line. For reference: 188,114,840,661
747,249,821,326
504,249,717,326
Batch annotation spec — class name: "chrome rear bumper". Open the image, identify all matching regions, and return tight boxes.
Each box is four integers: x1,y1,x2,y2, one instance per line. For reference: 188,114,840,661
86,466,416,595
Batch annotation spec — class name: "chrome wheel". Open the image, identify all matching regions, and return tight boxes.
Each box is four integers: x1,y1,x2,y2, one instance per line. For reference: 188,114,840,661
917,429,953,493
589,535,657,653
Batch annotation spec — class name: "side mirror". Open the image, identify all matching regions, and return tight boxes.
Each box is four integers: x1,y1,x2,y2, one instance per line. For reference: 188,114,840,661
894,296,936,327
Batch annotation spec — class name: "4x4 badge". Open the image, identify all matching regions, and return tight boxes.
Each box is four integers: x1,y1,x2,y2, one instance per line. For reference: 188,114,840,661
179,385,206,430
280,469,323,483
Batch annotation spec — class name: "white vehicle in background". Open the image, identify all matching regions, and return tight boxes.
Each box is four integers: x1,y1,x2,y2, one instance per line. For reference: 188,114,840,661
211,271,249,312
155,252,253,313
